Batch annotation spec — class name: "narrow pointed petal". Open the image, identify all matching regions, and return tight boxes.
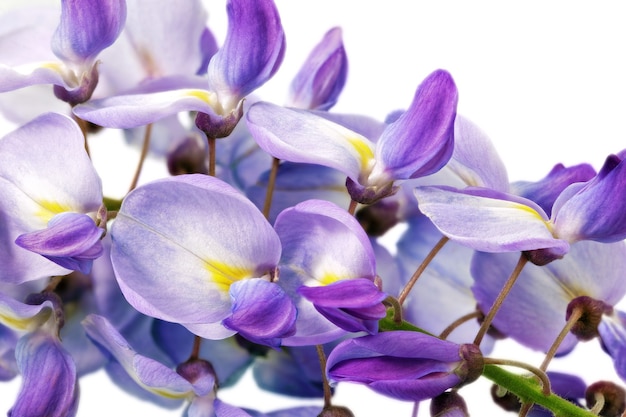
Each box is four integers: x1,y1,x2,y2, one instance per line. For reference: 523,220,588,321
247,102,374,182
511,163,596,217
73,87,218,128
223,279,296,348
10,330,78,417
414,186,569,254
288,27,347,110
208,0,285,109
553,154,626,243
82,314,196,398
52,0,127,65
446,115,509,192
15,212,103,273
373,69,457,181
111,175,281,335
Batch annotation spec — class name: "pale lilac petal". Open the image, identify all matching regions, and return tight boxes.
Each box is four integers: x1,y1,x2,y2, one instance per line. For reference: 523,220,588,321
372,69,457,181
598,311,626,380
111,175,281,331
0,112,102,282
553,154,626,243
275,199,376,283
446,115,509,192
73,88,219,128
288,27,347,110
414,186,569,254
15,212,103,273
52,0,126,65
246,102,373,182
0,7,58,66
82,314,195,397
223,279,296,348
208,0,285,110
10,330,78,417
0,63,68,92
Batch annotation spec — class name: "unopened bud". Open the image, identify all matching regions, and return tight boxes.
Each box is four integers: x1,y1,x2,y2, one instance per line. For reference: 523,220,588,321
586,381,626,417
167,135,208,176
430,391,469,416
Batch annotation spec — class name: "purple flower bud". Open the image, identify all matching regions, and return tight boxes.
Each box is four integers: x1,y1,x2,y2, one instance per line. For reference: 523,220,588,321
326,331,483,402
430,391,469,417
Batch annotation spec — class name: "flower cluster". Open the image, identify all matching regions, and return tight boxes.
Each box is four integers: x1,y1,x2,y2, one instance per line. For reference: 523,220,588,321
0,1,625,416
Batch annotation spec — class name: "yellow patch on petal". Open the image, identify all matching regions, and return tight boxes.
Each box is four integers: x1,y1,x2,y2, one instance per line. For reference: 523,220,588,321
35,200,72,223
186,90,218,106
318,271,341,286
346,136,375,171
0,310,51,331
204,260,253,292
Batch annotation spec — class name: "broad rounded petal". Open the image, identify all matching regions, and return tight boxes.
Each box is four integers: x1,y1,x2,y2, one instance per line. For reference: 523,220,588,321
82,314,195,398
73,89,219,128
288,27,348,111
471,251,578,353
11,330,78,417
246,102,373,182
223,279,296,348
111,175,281,330
275,199,376,282
414,186,569,254
52,0,126,65
0,112,102,283
373,69,457,181
208,0,285,110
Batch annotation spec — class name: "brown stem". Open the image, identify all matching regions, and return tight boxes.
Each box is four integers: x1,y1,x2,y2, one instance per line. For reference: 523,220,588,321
189,335,202,361
316,344,333,408
518,402,533,417
540,305,583,372
382,296,403,324
347,199,358,216
484,357,551,396
207,137,216,177
473,254,528,346
397,236,449,305
73,115,90,157
262,157,280,220
128,123,152,192
589,392,605,415
44,275,64,293
439,310,483,340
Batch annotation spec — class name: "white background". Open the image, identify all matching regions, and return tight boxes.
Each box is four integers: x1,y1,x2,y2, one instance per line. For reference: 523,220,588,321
2,1,626,416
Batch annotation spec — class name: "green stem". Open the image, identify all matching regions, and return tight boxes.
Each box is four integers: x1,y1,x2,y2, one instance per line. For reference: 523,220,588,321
482,364,597,417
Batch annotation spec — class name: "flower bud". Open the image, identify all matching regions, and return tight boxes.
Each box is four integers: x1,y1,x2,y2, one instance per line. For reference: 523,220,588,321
567,296,613,341
430,391,469,416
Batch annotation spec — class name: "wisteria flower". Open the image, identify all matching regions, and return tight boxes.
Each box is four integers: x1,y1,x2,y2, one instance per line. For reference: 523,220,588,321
246,69,458,204
0,112,104,283
110,174,296,348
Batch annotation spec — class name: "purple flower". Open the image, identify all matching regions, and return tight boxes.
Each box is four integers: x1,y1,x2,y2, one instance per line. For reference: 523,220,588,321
110,174,295,348
326,331,483,402
273,199,386,345
0,113,104,283
247,69,457,204
415,153,626,264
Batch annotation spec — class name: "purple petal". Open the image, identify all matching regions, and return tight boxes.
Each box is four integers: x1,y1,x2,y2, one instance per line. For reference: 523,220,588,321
208,0,285,110
52,0,126,65
111,175,281,333
0,63,68,93
552,154,626,243
598,311,626,380
372,69,457,181
414,186,569,254
82,314,196,397
511,163,596,218
223,279,296,348
10,330,78,417
298,279,386,334
15,212,103,273
288,27,348,110
0,293,56,332
246,102,373,183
